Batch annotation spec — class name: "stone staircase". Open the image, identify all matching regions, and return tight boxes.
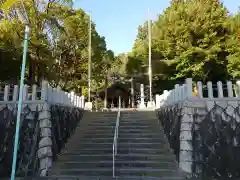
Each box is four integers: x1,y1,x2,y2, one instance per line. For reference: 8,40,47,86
49,112,117,178
39,111,185,179
116,111,184,179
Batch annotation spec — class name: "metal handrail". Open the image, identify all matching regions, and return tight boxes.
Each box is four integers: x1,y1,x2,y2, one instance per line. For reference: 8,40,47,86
113,97,121,177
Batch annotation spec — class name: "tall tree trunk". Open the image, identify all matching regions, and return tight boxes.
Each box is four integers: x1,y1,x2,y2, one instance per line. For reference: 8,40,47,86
37,64,42,85
131,77,134,108
28,56,36,85
104,75,108,108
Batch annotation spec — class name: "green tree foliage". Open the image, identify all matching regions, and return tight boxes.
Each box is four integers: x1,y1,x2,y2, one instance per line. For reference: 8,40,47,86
131,0,240,90
2,0,240,97
227,10,240,79
0,0,116,96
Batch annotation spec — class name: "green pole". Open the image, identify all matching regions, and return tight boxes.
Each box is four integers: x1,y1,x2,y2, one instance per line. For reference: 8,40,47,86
10,24,30,180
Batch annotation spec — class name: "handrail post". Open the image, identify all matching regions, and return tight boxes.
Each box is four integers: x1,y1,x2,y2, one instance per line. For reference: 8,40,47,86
113,145,115,177
113,96,121,177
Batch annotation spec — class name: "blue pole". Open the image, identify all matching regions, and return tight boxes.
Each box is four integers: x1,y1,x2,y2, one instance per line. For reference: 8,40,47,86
10,25,30,180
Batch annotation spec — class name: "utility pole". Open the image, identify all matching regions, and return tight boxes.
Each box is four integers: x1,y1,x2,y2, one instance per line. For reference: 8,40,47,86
88,10,92,103
148,8,153,103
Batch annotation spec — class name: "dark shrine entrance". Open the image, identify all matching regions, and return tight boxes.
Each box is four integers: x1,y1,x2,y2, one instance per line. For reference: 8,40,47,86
99,82,132,108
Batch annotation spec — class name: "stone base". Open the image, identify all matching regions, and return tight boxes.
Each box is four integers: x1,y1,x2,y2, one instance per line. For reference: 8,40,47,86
147,101,156,108
102,108,110,112
84,102,93,111
139,102,146,109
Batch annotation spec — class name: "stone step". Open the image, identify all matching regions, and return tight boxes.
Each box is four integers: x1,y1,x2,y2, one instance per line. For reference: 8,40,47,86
81,133,114,138
57,153,175,162
120,121,159,125
51,167,113,176
116,153,176,162
64,147,173,155
81,128,114,131
78,128,162,135
120,119,158,123
67,142,169,149
64,142,113,149
118,138,166,143
5,175,185,180
69,134,114,140
121,115,157,118
118,129,159,133
81,124,116,127
80,121,160,127
51,167,182,177
82,125,158,129
82,116,117,120
83,112,117,116
80,133,164,139
116,167,183,177
79,118,117,123
83,122,116,125
70,137,165,144
83,113,117,116
81,118,117,122
54,160,178,169
78,133,114,138
76,128,114,133
82,115,117,118
73,129,115,134
57,154,113,162
122,112,157,115
66,142,170,150
80,119,116,123
118,132,164,137
43,175,114,180
118,134,165,139
81,120,158,126
67,138,113,144
119,125,159,129
80,123,116,127
116,176,184,180
82,127,115,131
121,116,157,119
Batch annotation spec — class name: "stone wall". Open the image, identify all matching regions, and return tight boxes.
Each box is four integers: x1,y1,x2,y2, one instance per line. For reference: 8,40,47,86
0,102,84,178
157,98,240,179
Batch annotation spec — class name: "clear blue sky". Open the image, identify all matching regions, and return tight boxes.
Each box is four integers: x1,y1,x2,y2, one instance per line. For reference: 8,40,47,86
74,0,240,55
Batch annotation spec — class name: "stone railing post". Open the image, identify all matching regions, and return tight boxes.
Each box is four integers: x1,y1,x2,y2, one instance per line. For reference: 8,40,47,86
227,81,233,98
38,80,52,176
185,78,193,99
197,81,203,98
179,101,193,173
163,90,169,105
81,96,85,109
207,81,213,98
4,85,9,101
236,80,240,98
175,84,180,102
217,81,223,98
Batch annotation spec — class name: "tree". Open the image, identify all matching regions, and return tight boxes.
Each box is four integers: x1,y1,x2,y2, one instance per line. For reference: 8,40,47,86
0,0,74,84
227,10,240,79
0,0,115,97
131,0,234,86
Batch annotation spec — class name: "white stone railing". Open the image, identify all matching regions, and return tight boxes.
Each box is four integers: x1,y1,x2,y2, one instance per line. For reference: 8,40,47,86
0,80,84,108
155,78,240,108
